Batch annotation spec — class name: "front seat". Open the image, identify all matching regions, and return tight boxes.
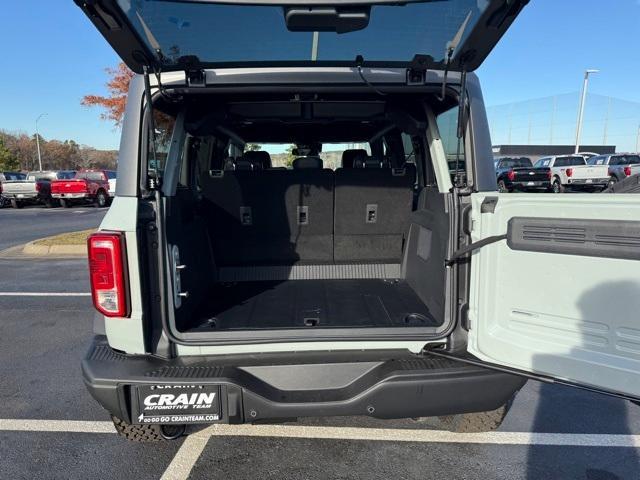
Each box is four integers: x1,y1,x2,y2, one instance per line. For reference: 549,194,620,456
243,150,272,170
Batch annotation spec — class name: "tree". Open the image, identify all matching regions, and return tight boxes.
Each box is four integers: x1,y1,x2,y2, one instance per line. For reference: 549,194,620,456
244,144,262,152
283,144,297,167
0,137,19,171
81,63,134,127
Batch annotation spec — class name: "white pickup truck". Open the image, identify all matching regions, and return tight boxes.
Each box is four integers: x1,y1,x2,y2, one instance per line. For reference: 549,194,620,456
533,155,610,193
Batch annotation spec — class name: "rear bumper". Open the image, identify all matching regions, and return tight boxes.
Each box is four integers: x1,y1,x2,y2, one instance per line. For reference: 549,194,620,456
83,336,526,425
52,193,89,199
5,193,40,200
567,178,609,186
510,180,549,189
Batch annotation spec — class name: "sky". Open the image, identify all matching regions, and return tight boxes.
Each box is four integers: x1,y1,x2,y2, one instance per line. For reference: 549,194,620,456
0,0,639,151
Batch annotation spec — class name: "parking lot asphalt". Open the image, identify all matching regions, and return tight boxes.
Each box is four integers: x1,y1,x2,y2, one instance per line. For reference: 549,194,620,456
1,208,639,479
0,205,107,251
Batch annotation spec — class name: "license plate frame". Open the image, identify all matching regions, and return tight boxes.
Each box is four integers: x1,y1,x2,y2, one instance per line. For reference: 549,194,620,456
133,384,222,425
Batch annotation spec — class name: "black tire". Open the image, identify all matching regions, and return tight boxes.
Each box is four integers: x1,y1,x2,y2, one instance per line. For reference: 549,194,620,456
607,176,618,189
95,190,107,208
497,179,511,193
552,178,565,193
10,198,22,209
438,399,514,433
111,416,186,442
43,198,54,208
59,198,71,208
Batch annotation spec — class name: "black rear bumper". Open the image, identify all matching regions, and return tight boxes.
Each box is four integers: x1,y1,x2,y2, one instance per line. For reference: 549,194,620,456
83,336,526,425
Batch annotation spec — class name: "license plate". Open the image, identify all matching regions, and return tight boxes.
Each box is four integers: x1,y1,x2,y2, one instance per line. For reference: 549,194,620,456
17,194,24,198
586,179,593,183
527,181,535,186
135,384,221,424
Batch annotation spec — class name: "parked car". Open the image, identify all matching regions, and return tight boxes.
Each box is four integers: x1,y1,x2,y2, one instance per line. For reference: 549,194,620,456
494,157,550,192
0,170,74,208
587,153,640,188
50,170,110,208
533,155,609,192
105,170,117,200
76,0,640,443
0,172,27,208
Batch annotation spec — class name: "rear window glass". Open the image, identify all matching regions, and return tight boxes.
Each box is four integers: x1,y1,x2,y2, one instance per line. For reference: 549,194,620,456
626,155,640,165
56,171,76,180
118,0,490,66
587,156,607,165
106,171,117,179
498,158,532,169
554,157,585,167
2,173,26,181
77,172,105,181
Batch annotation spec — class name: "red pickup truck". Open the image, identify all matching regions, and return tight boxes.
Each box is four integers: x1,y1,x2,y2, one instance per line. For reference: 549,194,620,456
50,170,110,208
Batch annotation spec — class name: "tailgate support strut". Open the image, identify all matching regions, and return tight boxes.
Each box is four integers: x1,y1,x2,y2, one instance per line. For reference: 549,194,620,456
142,66,161,191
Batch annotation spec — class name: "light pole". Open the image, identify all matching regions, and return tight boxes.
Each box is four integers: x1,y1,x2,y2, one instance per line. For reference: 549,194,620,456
574,69,598,154
35,113,47,171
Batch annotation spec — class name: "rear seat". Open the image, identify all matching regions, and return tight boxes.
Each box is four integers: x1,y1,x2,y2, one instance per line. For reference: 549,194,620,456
201,150,414,266
201,152,333,266
334,156,415,263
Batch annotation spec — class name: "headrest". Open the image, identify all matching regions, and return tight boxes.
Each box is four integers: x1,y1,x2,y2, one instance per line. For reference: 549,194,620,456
293,157,323,169
354,155,383,169
235,159,253,170
222,157,236,171
341,149,368,169
243,150,272,170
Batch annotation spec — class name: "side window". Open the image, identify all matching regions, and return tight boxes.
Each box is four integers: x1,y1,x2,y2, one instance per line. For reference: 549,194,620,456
436,106,465,179
147,110,176,176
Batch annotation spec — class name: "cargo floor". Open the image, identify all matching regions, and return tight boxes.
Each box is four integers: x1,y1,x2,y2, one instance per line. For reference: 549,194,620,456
191,279,438,331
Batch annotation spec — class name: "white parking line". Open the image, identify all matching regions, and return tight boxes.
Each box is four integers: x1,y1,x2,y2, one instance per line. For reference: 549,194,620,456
0,292,91,297
1,419,639,480
0,419,114,433
160,429,212,480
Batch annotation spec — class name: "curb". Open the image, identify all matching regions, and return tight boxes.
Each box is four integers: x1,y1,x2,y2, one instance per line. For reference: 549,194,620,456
22,241,87,257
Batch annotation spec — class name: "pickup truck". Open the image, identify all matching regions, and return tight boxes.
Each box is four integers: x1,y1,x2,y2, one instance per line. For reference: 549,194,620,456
533,155,609,193
587,153,640,188
105,170,117,199
0,172,26,207
51,170,110,208
494,157,551,192
1,171,74,208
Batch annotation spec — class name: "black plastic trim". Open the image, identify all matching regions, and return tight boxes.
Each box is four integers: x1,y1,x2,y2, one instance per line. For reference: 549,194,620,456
83,336,525,424
507,217,640,261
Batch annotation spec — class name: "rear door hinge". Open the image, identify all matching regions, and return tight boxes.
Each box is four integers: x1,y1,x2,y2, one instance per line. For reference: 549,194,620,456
187,69,206,87
406,55,429,85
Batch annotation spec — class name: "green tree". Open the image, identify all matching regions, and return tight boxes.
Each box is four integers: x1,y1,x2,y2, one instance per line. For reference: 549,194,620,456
283,144,297,167
0,137,19,171
244,143,262,152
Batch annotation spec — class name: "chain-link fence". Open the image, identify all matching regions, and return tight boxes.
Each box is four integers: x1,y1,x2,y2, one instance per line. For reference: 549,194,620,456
486,93,640,152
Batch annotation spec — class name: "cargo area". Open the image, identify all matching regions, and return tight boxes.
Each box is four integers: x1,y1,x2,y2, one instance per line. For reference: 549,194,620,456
157,92,457,340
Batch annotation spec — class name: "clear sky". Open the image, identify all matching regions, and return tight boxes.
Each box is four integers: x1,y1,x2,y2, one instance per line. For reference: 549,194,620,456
0,0,639,150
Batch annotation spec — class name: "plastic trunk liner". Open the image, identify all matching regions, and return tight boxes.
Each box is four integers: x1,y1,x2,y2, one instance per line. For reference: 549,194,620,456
192,279,438,330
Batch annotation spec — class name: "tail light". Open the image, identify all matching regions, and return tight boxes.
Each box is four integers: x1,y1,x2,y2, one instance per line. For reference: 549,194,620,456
547,170,552,180
35,182,41,192
507,169,516,181
88,232,129,317
624,166,632,177
566,168,573,178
